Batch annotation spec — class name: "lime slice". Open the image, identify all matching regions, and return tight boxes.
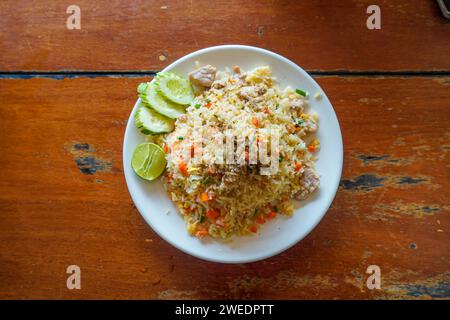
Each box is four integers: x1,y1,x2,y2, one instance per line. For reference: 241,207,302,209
131,143,166,180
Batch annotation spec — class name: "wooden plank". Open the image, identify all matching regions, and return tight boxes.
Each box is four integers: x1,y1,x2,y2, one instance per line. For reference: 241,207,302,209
0,0,449,72
0,76,448,299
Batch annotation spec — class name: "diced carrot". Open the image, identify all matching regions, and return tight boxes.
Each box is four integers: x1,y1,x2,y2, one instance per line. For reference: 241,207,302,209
186,205,197,214
190,143,195,158
307,145,316,153
163,144,170,154
206,209,219,219
249,225,258,233
205,102,212,108
195,229,209,237
200,192,210,202
267,211,277,220
294,162,302,172
251,117,259,127
263,108,270,114
178,161,188,176
256,215,266,224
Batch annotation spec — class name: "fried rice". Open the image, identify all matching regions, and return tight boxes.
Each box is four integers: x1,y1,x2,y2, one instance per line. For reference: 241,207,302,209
160,65,320,238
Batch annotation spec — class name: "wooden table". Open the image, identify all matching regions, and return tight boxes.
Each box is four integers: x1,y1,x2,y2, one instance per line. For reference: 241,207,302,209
0,0,449,300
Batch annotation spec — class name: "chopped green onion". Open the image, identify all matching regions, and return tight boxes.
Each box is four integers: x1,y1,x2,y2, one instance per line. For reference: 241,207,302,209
194,103,201,109
205,99,211,103
296,88,307,97
202,176,212,185
279,155,284,163
177,136,184,140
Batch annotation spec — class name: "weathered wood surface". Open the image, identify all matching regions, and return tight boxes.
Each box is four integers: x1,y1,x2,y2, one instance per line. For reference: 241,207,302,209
0,0,449,72
0,76,448,299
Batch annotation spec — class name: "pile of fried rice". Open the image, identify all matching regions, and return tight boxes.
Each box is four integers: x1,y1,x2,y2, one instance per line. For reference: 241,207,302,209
159,65,320,238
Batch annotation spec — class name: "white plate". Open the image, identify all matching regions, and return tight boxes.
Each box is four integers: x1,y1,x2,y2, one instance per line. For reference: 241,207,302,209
123,45,343,263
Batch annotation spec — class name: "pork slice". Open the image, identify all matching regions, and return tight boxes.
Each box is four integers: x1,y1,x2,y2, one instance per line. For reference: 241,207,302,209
295,168,320,200
189,65,217,87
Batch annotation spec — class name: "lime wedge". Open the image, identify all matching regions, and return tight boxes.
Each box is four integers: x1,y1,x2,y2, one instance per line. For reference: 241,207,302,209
131,143,166,180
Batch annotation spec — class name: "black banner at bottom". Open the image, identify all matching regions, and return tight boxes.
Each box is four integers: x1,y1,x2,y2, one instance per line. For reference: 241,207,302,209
1,300,445,318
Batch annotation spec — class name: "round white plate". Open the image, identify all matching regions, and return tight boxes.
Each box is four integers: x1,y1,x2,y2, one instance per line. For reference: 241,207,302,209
123,45,343,263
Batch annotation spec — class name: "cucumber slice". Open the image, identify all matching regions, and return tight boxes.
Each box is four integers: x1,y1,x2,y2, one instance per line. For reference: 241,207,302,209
134,106,174,135
154,72,194,105
138,82,186,119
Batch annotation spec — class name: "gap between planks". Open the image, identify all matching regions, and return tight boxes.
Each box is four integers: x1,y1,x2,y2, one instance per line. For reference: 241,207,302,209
0,70,450,79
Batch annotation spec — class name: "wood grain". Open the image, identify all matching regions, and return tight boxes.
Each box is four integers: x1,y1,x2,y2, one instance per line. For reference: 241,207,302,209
0,76,448,299
0,0,449,72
